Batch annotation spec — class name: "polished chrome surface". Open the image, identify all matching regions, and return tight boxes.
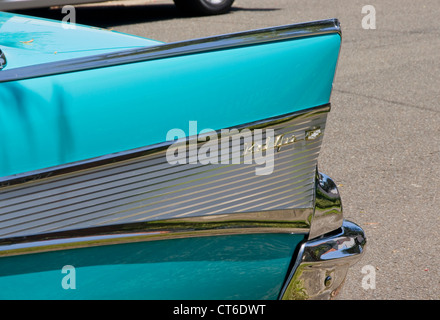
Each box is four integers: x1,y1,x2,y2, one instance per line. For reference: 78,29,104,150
0,209,311,257
279,220,366,300
0,19,340,83
0,105,329,239
308,172,343,239
0,49,6,70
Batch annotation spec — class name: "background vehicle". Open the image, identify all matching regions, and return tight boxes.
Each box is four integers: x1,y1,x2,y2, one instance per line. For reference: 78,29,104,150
0,0,235,15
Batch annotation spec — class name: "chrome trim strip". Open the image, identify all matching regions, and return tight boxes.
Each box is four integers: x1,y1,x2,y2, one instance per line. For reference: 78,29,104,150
0,209,311,257
308,172,343,240
279,220,366,300
0,19,341,83
0,104,330,188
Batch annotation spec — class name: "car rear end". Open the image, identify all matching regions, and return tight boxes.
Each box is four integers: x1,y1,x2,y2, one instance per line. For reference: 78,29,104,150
0,12,365,299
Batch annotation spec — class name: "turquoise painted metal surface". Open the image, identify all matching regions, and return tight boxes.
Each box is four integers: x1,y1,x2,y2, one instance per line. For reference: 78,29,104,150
0,14,340,299
0,12,161,69
0,233,305,299
0,24,341,177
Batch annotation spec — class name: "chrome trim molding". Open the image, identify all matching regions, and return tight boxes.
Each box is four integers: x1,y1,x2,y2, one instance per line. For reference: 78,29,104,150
279,220,366,300
0,104,329,188
308,172,343,240
0,209,311,257
0,19,340,83
0,105,329,239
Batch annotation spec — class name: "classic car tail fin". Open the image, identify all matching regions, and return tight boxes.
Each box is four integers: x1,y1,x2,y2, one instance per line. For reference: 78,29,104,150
0,18,362,301
0,19,342,239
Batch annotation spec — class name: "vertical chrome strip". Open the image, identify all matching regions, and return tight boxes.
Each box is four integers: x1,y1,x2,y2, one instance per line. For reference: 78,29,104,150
0,49,6,70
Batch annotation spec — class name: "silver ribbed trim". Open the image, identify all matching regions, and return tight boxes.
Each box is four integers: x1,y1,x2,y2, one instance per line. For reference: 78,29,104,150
0,105,329,239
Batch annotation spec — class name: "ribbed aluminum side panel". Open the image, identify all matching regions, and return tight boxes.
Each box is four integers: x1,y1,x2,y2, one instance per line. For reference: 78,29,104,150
0,108,328,239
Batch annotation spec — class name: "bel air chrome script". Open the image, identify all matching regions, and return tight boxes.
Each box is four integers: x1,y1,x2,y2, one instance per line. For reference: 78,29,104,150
166,122,323,176
166,122,275,176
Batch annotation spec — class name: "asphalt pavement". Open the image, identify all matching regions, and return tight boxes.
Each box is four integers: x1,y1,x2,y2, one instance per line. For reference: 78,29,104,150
14,0,440,300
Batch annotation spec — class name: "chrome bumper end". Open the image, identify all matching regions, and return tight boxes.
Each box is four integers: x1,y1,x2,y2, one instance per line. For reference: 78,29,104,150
280,220,366,300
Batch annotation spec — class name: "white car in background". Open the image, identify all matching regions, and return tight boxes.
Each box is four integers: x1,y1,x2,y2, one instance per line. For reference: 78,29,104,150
0,0,235,15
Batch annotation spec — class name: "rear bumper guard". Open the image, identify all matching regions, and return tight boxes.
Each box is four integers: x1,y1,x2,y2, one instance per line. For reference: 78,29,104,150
280,219,366,300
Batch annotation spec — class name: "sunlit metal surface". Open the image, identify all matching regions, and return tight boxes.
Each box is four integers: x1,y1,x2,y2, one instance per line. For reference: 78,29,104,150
0,209,311,257
280,220,366,300
308,172,343,240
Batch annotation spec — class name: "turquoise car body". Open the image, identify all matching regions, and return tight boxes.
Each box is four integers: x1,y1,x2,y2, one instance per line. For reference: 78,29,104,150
0,12,339,178
0,11,365,300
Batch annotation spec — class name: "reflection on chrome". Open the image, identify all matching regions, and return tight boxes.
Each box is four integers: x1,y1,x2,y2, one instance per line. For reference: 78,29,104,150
0,172,349,259
0,106,329,239
280,220,366,300
0,209,312,257
308,172,344,240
